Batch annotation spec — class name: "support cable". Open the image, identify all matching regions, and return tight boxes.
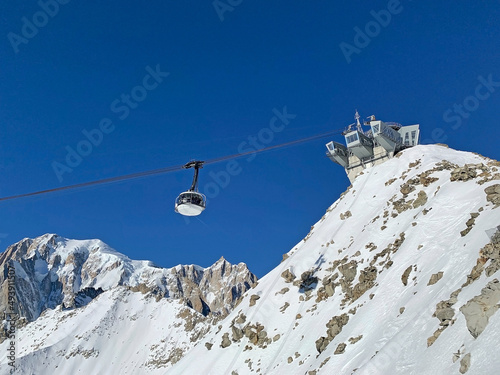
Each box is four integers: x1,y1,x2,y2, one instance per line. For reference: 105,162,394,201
0,129,344,202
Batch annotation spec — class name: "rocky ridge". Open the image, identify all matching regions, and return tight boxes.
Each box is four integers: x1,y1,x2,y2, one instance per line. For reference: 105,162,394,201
0,235,257,372
0,234,256,326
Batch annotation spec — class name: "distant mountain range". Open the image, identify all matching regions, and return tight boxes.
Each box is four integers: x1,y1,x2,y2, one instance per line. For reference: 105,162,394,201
0,234,256,373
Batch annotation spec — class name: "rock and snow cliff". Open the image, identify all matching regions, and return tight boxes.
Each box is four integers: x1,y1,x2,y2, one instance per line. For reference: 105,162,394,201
0,234,256,322
1,144,499,375
0,235,256,373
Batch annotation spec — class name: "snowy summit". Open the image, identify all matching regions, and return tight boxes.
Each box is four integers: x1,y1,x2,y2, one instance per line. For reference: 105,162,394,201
171,145,500,375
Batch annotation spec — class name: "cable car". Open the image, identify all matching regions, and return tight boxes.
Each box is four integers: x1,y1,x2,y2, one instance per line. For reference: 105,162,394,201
175,161,206,216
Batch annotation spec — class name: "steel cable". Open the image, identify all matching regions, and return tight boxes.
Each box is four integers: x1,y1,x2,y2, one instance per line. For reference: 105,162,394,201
0,128,343,202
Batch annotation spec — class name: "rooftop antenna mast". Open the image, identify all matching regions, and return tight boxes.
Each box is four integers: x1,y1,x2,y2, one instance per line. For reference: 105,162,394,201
355,110,363,133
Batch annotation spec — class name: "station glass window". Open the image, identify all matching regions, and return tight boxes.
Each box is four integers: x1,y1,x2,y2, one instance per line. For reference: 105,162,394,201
346,133,358,144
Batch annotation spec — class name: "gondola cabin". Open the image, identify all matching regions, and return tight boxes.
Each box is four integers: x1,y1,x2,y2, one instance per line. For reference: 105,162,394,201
175,160,206,217
175,191,206,216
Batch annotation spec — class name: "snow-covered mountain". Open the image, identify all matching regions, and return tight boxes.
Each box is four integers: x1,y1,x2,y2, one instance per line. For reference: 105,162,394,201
0,235,256,373
1,144,499,375
170,145,500,375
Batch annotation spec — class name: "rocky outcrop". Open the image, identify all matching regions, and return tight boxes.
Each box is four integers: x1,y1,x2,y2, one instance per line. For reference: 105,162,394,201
450,162,500,185
173,257,257,318
461,227,500,284
220,333,231,348
340,211,352,220
460,353,471,374
281,269,296,283
450,164,481,182
428,289,460,347
485,184,500,207
72,287,104,308
412,190,428,208
483,228,500,277
460,213,479,237
334,342,346,354
460,279,500,338
249,294,260,306
428,228,500,347
428,271,444,286
296,270,319,292
352,266,377,300
316,313,349,354
401,265,413,286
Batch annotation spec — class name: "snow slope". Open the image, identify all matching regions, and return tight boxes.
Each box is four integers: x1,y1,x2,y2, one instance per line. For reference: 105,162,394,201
3,287,209,374
0,236,256,374
169,145,500,375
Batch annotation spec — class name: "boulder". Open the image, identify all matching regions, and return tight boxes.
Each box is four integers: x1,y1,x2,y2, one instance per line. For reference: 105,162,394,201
485,184,500,207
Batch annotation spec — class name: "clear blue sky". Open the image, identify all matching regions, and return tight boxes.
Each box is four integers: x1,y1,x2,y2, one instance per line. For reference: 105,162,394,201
1,1,499,277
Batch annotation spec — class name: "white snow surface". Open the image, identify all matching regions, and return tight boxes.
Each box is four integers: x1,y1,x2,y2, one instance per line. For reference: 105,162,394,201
1,145,499,375
3,287,208,375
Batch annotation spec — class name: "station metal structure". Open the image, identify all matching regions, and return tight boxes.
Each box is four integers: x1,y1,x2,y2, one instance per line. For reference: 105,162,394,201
326,111,420,182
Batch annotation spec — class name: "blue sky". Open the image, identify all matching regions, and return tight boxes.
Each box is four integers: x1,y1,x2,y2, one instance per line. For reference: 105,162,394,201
1,1,499,277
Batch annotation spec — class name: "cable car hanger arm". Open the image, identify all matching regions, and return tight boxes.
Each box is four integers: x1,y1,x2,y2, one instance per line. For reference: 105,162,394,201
183,161,204,191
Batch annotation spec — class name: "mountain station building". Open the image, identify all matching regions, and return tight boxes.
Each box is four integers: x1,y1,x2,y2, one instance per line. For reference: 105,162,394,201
326,112,420,183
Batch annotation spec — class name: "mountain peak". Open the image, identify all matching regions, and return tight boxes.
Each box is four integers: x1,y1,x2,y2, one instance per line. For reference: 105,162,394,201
0,235,257,322
170,145,500,375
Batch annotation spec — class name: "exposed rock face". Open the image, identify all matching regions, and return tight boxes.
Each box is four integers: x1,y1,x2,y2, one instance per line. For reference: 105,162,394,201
460,279,500,338
428,227,500,348
0,234,257,323
334,342,346,355
173,256,257,318
316,313,349,354
339,261,357,283
249,294,260,306
461,213,479,237
352,266,377,300
220,333,231,348
73,287,104,308
450,164,481,182
401,265,413,286
297,270,319,292
483,228,500,277
435,299,456,325
340,210,352,220
485,184,500,207
412,190,428,208
0,235,65,321
428,271,444,286
281,269,296,283
460,353,471,374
